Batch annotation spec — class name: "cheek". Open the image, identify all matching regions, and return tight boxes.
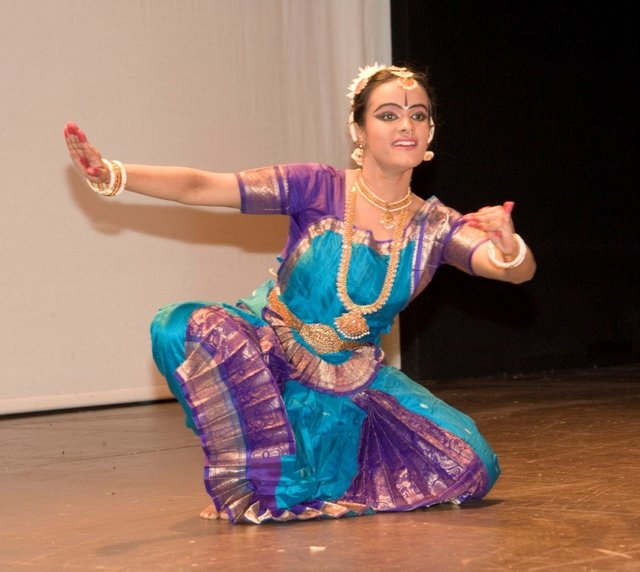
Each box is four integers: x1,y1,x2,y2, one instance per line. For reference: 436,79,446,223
365,123,393,143
416,123,432,144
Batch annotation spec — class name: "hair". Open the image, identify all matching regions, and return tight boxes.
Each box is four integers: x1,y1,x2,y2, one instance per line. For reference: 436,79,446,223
351,67,437,130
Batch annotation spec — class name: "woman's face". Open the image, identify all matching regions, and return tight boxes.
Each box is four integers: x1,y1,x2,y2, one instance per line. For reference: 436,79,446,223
358,80,432,171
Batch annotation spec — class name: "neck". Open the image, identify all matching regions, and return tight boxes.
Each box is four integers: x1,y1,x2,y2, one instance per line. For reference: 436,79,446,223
358,165,413,201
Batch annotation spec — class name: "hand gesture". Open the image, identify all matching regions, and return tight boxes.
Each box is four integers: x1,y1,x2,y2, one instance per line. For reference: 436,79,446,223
63,122,110,185
463,201,519,257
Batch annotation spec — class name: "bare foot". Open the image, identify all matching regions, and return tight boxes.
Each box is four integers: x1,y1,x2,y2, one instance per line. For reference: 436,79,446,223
200,504,218,519
200,504,229,520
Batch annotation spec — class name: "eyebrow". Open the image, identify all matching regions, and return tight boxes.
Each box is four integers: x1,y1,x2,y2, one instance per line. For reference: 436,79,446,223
373,102,429,113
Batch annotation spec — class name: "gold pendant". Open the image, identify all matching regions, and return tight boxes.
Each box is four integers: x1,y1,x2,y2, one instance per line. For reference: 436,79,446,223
380,210,395,229
335,310,370,340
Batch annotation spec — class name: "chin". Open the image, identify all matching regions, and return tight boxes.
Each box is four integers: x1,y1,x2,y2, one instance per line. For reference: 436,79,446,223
394,156,422,169
369,154,422,171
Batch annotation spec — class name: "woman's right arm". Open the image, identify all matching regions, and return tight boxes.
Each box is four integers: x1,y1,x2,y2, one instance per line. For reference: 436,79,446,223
64,122,241,208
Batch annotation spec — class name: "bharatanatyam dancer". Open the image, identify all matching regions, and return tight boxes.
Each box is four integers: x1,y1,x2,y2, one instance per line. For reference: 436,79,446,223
64,63,536,524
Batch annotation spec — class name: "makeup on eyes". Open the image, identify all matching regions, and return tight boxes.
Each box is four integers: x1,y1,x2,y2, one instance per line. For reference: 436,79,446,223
372,102,429,114
373,105,429,122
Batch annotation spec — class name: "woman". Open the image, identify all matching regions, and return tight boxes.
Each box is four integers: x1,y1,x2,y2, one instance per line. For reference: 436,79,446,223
64,64,536,524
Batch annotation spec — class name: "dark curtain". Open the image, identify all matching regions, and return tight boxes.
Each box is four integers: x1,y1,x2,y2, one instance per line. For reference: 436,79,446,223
391,1,639,379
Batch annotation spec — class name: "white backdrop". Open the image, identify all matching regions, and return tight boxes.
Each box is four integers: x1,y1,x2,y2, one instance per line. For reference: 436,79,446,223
0,0,395,415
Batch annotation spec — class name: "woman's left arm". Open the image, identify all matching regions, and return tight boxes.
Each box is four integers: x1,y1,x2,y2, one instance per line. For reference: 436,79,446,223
464,202,537,284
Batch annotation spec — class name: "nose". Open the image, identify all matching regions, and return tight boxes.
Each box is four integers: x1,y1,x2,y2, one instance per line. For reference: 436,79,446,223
399,117,414,136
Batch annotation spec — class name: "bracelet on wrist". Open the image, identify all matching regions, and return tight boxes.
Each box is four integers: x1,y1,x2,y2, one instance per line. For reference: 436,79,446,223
487,233,527,269
86,159,127,197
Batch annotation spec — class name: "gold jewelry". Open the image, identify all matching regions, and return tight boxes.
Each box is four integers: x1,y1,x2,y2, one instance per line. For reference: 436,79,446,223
347,64,429,145
356,176,412,230
346,63,418,105
351,143,364,167
268,288,365,353
334,173,410,339
86,159,127,197
423,150,434,162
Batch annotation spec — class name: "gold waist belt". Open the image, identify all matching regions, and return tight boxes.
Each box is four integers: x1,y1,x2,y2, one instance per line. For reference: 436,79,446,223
267,288,365,354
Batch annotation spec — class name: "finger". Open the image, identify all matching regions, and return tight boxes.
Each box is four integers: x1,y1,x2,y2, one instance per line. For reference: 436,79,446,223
464,209,500,226
66,122,87,143
465,205,501,219
65,121,81,136
75,127,87,143
503,201,515,214
65,130,82,152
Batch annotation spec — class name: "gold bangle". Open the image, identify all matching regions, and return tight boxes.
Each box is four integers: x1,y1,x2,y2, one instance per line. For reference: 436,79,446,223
85,159,127,197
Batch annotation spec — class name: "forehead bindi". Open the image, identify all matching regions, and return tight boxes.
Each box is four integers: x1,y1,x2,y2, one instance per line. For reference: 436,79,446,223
368,81,429,112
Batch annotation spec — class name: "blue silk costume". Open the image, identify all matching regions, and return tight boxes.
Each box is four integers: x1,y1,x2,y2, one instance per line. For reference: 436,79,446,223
151,163,500,524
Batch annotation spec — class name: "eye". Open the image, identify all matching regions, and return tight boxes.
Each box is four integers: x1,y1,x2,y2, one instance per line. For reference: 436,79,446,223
376,112,397,121
412,111,428,121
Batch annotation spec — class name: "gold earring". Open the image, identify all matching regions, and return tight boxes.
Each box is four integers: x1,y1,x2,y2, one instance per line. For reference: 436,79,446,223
423,150,434,162
351,143,364,166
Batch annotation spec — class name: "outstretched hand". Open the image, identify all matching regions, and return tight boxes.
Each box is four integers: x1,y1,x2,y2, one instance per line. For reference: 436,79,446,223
63,122,110,185
463,201,519,256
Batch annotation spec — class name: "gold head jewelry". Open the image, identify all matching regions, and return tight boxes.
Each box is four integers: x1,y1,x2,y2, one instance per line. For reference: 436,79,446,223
347,63,421,144
346,63,418,106
334,173,410,339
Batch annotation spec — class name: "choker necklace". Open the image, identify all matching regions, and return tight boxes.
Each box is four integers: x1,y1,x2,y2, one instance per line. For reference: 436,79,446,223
334,173,410,340
356,176,413,230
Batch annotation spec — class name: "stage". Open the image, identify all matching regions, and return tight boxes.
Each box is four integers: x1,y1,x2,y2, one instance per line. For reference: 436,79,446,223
2,366,638,571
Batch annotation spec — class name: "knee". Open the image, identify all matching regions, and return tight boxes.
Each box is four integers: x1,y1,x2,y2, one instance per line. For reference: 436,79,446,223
151,302,207,376
151,304,182,354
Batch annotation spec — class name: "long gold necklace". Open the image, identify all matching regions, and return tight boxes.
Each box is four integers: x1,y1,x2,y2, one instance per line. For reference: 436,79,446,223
356,176,413,229
334,173,411,340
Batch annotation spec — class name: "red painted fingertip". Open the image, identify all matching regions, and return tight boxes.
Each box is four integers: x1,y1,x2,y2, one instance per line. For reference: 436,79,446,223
503,201,515,214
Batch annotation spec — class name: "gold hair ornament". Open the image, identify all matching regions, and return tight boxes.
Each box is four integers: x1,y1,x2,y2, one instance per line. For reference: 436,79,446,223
347,63,421,144
346,63,436,165
346,63,418,105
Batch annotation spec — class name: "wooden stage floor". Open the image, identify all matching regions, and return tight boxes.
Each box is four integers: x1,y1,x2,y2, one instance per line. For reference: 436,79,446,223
1,365,638,571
